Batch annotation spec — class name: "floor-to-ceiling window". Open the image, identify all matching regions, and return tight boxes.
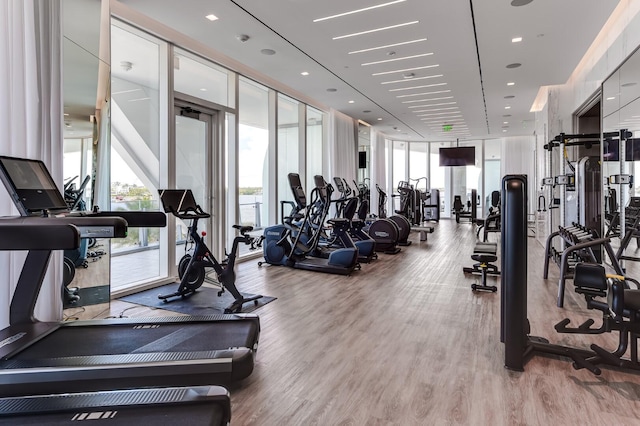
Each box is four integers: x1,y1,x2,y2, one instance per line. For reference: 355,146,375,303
277,94,300,221
430,142,448,216
110,21,166,290
409,142,429,190
484,139,501,215
392,141,407,212
239,78,270,256
307,106,324,197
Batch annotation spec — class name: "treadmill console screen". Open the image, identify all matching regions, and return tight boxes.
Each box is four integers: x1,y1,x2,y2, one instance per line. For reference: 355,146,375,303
0,156,69,215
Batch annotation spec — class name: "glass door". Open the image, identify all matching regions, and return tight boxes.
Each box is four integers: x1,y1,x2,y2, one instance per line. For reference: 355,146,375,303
174,103,217,264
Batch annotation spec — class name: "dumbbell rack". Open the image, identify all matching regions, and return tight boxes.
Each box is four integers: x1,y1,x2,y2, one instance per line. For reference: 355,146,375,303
543,222,624,307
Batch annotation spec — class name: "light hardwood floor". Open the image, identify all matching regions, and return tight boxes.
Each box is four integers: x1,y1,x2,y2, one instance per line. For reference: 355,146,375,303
98,219,640,425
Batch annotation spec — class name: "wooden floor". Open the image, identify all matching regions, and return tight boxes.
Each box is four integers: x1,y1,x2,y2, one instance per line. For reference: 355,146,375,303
96,219,640,425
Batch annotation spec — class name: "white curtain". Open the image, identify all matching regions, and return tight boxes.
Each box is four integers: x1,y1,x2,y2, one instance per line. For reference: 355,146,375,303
327,108,358,189
0,0,63,327
369,129,387,216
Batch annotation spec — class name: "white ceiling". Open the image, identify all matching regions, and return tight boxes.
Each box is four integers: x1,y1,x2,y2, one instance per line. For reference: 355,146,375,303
100,0,621,141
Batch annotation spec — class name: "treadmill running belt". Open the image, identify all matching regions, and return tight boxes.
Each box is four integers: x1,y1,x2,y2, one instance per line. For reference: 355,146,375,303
11,320,258,358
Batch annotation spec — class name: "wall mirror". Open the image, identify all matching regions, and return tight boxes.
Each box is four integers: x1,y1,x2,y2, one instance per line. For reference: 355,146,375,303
601,44,640,270
62,0,111,319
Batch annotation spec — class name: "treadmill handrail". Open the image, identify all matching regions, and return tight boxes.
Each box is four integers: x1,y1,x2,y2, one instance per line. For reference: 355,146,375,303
0,218,79,250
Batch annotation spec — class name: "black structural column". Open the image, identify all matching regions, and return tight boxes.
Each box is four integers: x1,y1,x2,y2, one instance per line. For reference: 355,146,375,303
500,175,528,371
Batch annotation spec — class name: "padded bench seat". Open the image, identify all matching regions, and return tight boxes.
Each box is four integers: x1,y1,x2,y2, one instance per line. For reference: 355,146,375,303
474,242,497,254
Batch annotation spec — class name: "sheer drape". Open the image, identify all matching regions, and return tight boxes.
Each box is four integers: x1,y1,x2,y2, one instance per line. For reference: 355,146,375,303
369,129,386,216
0,0,63,326
327,108,357,186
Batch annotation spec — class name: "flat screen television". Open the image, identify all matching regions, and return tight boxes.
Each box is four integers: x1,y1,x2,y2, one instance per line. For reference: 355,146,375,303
358,151,367,169
439,147,475,166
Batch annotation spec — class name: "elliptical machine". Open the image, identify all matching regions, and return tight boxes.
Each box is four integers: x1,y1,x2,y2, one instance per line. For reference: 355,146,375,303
315,176,376,263
260,173,359,275
157,189,263,314
359,184,408,254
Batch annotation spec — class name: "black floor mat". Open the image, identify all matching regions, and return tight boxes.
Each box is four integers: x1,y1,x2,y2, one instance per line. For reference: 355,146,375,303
118,283,275,315
64,285,110,309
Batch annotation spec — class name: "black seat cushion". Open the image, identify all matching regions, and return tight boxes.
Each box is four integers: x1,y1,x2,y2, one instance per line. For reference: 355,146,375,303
472,253,497,263
624,289,640,312
474,242,497,254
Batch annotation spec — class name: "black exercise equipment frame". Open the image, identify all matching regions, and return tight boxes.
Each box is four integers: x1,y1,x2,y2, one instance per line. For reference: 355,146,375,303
158,189,263,313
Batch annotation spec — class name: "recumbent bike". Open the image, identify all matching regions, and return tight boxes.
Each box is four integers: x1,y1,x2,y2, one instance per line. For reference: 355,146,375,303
157,189,263,313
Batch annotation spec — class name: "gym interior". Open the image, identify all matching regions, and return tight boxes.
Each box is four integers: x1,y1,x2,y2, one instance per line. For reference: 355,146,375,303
2,0,640,424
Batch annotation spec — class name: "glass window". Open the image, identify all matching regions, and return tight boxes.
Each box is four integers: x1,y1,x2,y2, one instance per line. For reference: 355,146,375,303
484,139,501,215
239,78,270,253
110,22,164,290
306,106,324,197
277,94,300,222
392,141,407,212
174,48,229,106
431,142,448,216
409,142,428,189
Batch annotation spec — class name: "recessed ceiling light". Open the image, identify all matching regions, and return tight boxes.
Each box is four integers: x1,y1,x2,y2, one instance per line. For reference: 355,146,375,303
503,129,508,132
200,88,207,91
606,97,615,100
314,0,406,22
205,14,218,21
396,90,451,98
64,113,69,116
372,64,439,76
413,107,458,113
361,53,433,66
327,88,337,92
506,63,521,69
408,102,457,109
505,106,511,109
349,38,427,55
401,96,453,103
511,0,533,6
301,71,309,76
381,74,443,84
512,37,523,43
348,100,355,104
333,21,419,40
389,82,447,92
504,121,509,124
377,118,383,121
507,82,515,86
261,49,276,55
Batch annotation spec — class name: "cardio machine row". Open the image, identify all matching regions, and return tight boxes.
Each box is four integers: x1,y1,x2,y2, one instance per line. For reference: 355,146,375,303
259,173,431,275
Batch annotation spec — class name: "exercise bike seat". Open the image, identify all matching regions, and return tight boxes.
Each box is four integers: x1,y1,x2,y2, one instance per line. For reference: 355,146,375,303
233,224,254,234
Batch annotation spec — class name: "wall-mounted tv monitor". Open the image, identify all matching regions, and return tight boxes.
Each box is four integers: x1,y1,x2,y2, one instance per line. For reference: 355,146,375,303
439,147,475,166
603,138,640,161
358,151,367,169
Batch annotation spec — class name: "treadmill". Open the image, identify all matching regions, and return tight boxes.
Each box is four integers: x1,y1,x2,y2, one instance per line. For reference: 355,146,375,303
0,155,260,397
0,220,231,426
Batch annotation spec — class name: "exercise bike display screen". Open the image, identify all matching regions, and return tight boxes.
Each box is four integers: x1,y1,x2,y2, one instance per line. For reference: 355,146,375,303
0,156,69,215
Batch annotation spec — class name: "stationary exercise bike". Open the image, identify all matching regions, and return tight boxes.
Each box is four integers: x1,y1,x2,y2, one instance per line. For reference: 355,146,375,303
157,189,263,313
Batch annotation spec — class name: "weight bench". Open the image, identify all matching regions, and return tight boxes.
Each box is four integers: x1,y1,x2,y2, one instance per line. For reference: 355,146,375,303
463,242,499,292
